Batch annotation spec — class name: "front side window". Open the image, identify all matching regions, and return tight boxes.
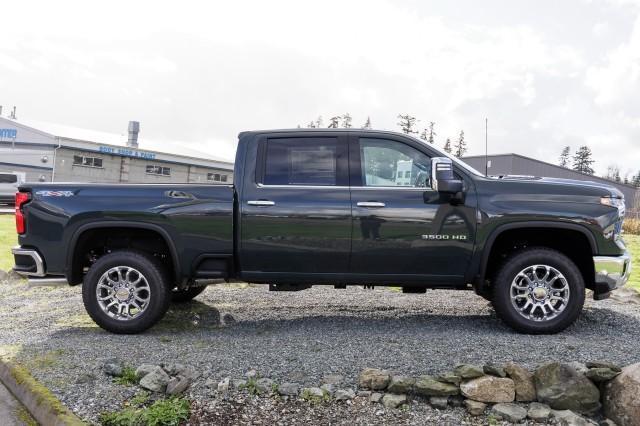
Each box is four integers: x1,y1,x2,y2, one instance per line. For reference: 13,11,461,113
359,138,432,188
264,137,338,186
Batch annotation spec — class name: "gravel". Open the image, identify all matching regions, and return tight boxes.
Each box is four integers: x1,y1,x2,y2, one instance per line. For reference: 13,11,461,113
1,278,639,424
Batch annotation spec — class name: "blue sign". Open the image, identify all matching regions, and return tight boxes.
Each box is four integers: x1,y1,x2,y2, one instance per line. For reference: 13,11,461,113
98,146,156,160
0,129,17,138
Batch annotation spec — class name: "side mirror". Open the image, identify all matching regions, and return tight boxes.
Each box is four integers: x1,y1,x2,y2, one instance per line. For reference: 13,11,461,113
431,157,463,193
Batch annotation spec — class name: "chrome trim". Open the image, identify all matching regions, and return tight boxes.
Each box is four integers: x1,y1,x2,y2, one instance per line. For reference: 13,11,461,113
594,252,631,289
28,277,68,287
247,200,275,206
11,246,45,277
256,183,434,192
357,201,386,208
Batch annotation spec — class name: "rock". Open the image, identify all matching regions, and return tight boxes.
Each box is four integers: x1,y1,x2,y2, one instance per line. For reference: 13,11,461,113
139,366,171,392
387,375,415,394
245,369,258,379
504,362,536,402
464,399,486,416
278,382,299,396
586,368,620,383
414,375,459,397
460,376,515,403
358,368,391,390
255,378,275,395
454,364,484,379
568,362,590,375
448,395,465,407
217,377,230,393
320,383,335,395
429,396,448,409
603,362,640,426
233,379,247,389
483,364,507,378
335,388,356,401
437,372,462,386
491,403,527,422
357,390,371,398
551,409,598,426
102,358,124,377
535,362,601,414
222,313,236,325
163,363,199,380
528,402,552,422
382,393,407,409
166,376,191,395
135,364,157,380
302,387,324,399
370,392,383,403
586,361,621,372
322,374,344,386
600,419,617,426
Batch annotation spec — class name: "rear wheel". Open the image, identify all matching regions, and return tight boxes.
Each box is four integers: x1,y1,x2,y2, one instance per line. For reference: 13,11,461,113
171,286,207,303
82,250,171,334
491,247,585,334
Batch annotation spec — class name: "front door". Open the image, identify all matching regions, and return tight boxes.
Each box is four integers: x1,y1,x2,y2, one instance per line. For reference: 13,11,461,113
348,135,476,285
239,133,351,280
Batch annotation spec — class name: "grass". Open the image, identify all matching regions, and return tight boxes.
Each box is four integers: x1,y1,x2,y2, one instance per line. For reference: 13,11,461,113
625,234,640,291
114,366,139,386
0,215,16,271
99,397,190,426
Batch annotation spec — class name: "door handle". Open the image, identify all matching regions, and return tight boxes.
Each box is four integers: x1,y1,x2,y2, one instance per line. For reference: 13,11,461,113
357,201,386,208
248,200,275,206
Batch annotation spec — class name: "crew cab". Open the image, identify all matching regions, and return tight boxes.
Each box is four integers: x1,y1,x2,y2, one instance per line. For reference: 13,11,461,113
12,129,631,334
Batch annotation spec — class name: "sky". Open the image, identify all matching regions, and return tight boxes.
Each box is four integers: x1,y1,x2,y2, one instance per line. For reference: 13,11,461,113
1,0,639,177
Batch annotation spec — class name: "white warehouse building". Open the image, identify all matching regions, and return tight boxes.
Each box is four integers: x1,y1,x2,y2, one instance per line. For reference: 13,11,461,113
0,115,234,185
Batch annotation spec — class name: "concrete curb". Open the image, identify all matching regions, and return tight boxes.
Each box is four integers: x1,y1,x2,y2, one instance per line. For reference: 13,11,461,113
0,358,84,426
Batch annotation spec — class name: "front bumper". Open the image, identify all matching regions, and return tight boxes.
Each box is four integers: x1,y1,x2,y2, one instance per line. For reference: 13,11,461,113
593,251,631,294
11,246,45,277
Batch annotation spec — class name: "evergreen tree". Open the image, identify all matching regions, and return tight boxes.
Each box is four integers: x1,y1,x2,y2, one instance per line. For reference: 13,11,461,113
443,138,452,154
454,130,467,158
362,116,372,129
328,116,341,128
633,172,640,187
306,121,316,128
420,128,428,140
572,145,595,175
427,122,436,144
342,113,352,128
315,116,324,128
397,114,418,134
559,146,571,167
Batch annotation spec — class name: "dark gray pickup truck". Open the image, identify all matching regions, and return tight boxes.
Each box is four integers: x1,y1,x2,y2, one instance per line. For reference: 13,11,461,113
12,129,631,334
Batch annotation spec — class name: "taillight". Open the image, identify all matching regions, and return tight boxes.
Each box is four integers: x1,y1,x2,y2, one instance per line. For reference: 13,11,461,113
15,191,30,234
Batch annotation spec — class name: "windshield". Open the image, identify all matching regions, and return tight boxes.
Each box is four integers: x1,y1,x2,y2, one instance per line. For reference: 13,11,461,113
406,135,485,177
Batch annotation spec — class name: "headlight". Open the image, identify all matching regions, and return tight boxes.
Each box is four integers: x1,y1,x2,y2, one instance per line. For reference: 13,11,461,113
601,196,625,211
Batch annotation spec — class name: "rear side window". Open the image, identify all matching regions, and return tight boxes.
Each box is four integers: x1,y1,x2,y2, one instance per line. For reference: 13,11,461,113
0,174,18,183
263,138,339,186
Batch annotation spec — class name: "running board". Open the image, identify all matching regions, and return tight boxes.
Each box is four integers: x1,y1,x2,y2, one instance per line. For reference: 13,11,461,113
28,277,68,287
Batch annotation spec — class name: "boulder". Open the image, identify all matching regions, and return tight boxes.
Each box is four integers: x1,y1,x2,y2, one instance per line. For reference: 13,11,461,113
568,362,590,375
528,402,551,422
429,396,448,409
302,387,325,399
322,374,344,386
382,393,407,409
135,364,157,380
335,388,356,401
387,375,415,394
166,376,191,395
464,399,486,416
586,361,621,372
483,364,506,378
454,364,484,379
534,363,601,414
491,403,527,422
357,390,371,398
414,376,459,397
551,409,598,426
255,378,275,395
369,392,383,403
504,362,536,402
163,363,199,380
586,368,620,383
217,377,230,393
460,376,515,403
139,366,171,392
320,383,335,396
102,358,124,377
278,382,299,396
437,372,462,386
603,362,640,426
358,368,391,390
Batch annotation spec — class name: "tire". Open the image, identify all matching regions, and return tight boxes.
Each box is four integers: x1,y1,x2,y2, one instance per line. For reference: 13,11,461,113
491,247,585,334
82,250,171,334
171,286,207,303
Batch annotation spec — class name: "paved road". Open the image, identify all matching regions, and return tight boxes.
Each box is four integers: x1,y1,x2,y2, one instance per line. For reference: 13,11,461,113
0,381,29,426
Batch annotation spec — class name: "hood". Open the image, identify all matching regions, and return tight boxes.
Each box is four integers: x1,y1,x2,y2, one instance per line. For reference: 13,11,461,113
489,175,624,199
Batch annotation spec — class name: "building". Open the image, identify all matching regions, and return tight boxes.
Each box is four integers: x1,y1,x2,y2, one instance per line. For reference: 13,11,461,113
0,116,234,185
463,153,640,210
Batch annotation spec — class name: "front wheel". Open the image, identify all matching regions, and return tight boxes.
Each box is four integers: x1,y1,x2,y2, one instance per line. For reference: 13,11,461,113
492,247,585,334
82,250,171,334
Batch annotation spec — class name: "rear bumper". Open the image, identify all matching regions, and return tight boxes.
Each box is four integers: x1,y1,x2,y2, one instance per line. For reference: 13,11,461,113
593,252,631,296
11,246,45,277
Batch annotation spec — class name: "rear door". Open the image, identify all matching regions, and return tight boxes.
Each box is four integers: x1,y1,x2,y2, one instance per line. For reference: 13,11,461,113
348,134,476,285
239,132,351,280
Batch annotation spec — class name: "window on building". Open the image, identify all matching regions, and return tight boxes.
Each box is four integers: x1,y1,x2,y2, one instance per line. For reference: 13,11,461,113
73,155,103,168
221,175,228,182
207,173,229,183
146,165,171,176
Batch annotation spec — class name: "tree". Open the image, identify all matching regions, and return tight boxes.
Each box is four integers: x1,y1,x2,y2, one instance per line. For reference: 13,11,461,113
572,145,595,175
328,116,341,128
443,138,452,154
454,130,467,158
342,113,352,128
315,116,324,128
632,171,640,187
397,114,418,134
306,121,316,128
427,122,436,144
605,165,621,182
362,116,372,129
559,146,570,167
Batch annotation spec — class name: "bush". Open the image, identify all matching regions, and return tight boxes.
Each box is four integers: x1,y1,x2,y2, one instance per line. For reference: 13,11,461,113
99,397,190,426
624,218,640,235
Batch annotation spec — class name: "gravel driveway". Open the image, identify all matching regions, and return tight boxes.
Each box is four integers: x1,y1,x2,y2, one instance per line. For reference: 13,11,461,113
1,278,639,424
